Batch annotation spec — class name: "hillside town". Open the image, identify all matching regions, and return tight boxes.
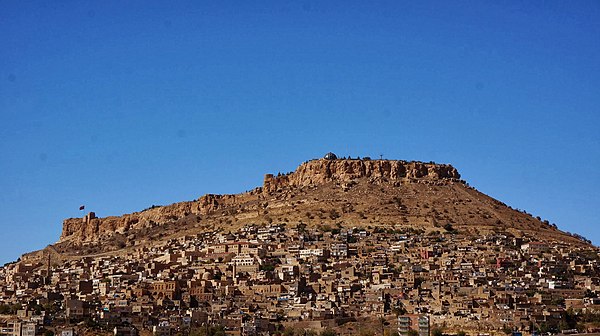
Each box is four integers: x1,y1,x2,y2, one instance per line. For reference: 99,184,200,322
1,222,599,336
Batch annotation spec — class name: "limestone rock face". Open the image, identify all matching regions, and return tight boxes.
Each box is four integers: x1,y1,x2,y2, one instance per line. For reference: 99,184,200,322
198,194,238,215
59,158,460,243
263,159,460,193
60,202,199,243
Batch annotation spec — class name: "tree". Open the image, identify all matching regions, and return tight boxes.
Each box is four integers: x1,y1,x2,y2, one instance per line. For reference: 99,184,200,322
282,327,296,336
0,303,20,314
407,330,419,336
564,308,579,330
260,264,275,272
320,329,338,336
558,320,569,333
392,305,407,316
432,327,444,336
443,223,455,233
538,322,551,333
0,304,11,314
457,331,467,336
379,316,386,336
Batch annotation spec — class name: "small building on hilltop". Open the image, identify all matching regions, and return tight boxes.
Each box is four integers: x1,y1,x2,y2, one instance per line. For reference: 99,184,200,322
324,152,337,160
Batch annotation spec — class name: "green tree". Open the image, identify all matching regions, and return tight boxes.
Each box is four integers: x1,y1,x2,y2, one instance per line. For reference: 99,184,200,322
0,303,20,314
260,264,275,272
0,304,10,314
564,307,579,329
413,277,425,289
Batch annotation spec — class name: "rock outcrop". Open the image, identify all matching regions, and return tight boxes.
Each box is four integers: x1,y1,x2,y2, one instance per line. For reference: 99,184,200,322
263,159,460,193
59,158,460,243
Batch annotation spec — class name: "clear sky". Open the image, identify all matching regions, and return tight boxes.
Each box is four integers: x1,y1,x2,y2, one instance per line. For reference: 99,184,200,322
1,1,599,264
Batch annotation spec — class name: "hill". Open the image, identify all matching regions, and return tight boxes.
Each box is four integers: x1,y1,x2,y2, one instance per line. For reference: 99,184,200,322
5,155,599,336
48,155,589,258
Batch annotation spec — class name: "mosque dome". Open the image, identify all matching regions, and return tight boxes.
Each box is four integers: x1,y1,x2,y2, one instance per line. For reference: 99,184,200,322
324,152,337,160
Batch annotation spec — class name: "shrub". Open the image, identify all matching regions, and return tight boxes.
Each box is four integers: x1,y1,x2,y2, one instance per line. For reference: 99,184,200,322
443,223,455,232
320,329,338,336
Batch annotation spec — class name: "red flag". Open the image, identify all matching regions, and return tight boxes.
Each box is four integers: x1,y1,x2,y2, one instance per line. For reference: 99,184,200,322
79,205,85,211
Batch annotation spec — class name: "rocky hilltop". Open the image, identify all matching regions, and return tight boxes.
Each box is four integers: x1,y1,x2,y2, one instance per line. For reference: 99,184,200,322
59,158,459,244
54,155,588,256
8,154,597,336
263,159,460,193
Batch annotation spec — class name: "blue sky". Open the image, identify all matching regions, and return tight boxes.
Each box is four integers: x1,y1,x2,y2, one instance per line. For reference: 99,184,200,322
1,1,599,264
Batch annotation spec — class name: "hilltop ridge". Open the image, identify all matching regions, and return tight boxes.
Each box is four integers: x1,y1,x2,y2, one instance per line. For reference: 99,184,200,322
53,155,589,257
263,158,460,193
58,158,460,244
9,155,599,336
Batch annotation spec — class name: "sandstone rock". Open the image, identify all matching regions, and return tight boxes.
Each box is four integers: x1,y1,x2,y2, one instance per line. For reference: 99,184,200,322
59,158,460,243
262,159,459,193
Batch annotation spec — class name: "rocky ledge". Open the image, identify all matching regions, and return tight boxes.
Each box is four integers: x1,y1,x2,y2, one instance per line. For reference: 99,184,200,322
263,158,460,193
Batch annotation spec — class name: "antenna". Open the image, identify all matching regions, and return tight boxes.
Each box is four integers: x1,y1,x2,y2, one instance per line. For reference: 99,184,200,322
379,154,383,160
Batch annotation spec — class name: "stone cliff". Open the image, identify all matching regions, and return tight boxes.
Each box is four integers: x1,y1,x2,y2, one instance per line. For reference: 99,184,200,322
59,194,246,243
263,159,460,193
59,158,460,243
